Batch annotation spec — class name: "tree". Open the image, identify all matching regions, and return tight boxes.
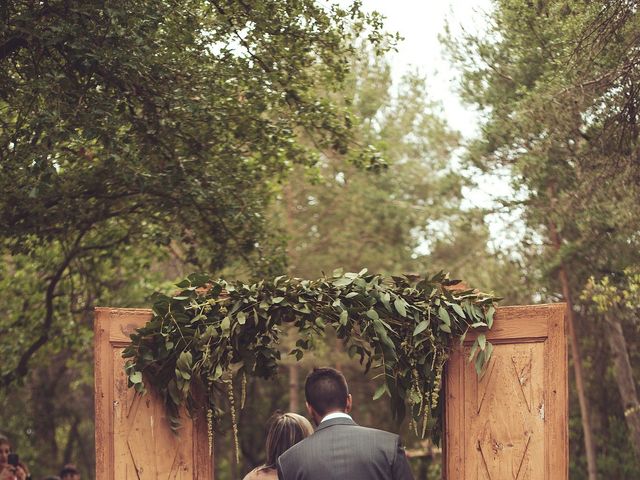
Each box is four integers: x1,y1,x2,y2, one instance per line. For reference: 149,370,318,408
0,242,167,478
583,270,640,460
276,53,481,280
446,1,640,477
0,0,390,386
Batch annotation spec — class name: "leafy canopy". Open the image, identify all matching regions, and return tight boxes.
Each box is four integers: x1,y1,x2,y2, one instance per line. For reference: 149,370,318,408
1,0,390,262
0,0,392,386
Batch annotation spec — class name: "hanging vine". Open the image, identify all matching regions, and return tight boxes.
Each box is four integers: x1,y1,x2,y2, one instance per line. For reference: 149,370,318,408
123,269,499,444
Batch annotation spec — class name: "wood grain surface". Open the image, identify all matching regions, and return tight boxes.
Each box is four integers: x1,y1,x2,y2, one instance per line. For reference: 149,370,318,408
94,308,213,479
444,304,568,479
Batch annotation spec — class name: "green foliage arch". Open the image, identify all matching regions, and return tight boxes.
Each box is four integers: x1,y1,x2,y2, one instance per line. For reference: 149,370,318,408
124,269,498,446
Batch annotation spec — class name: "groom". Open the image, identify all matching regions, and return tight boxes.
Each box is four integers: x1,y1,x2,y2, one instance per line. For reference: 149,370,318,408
277,367,414,480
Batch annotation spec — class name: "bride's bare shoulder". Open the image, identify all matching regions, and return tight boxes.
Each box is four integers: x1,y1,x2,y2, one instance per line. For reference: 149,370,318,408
243,467,277,480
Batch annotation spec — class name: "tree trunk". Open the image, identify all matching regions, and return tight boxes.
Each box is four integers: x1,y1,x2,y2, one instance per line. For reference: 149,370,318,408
283,179,303,415
288,364,300,412
549,214,598,480
604,311,640,458
62,416,80,464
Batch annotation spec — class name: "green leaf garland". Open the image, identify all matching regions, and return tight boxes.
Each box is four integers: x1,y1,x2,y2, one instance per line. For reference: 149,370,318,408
123,269,499,441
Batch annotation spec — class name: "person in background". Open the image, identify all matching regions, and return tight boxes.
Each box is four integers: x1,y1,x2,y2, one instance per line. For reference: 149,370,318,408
42,477,60,480
58,465,79,480
0,436,8,476
243,412,314,480
0,435,30,480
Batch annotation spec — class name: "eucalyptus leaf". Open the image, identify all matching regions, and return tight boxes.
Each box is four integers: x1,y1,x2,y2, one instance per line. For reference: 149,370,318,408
373,382,389,400
469,341,478,361
478,334,487,351
471,322,487,328
394,298,407,317
366,309,379,321
129,371,143,385
221,316,231,332
333,277,354,287
487,306,496,329
452,303,465,318
177,351,192,372
438,306,451,326
413,320,429,336
475,350,486,376
485,342,494,363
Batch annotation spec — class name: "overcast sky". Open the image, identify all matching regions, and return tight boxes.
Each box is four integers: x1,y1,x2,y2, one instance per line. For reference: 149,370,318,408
358,1,524,251
360,0,493,138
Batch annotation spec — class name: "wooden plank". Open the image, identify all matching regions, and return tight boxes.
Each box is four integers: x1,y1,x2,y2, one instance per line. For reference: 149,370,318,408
112,346,137,480
444,350,464,478
465,342,545,479
94,308,113,480
545,305,568,479
94,307,152,344
462,304,563,344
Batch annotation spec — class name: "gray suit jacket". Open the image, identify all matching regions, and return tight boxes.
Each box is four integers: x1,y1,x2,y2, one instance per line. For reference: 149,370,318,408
276,417,414,480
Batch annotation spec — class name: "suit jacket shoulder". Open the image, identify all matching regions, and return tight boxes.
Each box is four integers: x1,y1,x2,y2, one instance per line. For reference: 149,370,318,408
277,418,413,480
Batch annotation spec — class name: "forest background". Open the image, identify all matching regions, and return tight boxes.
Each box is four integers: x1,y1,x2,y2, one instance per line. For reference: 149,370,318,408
1,1,639,479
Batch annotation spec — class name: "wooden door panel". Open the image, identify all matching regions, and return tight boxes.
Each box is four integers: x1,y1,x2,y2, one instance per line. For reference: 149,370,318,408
112,346,194,479
445,304,567,480
95,308,212,480
467,342,545,480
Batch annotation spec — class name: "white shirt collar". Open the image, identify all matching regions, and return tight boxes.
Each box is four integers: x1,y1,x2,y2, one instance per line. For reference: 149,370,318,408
320,412,352,423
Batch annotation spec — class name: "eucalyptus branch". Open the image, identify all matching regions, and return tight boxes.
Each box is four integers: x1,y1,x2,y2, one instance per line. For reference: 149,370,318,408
123,269,499,441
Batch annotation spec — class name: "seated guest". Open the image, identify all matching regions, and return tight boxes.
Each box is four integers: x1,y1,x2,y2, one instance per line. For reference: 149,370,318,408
243,412,313,480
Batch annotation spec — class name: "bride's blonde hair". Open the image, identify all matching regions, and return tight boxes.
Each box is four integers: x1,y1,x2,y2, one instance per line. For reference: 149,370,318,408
262,411,313,469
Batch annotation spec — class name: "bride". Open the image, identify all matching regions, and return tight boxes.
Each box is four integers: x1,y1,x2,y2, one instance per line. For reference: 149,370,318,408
243,411,313,480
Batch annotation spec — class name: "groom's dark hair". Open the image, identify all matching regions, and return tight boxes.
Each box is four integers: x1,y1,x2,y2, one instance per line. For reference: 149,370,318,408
305,367,349,416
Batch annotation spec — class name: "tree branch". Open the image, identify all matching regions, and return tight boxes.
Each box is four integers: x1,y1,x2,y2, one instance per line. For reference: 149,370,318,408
0,36,27,62
1,230,88,387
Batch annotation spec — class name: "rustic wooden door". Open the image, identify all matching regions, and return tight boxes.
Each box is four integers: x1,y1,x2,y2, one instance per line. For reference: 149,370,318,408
94,307,212,480
445,303,568,479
